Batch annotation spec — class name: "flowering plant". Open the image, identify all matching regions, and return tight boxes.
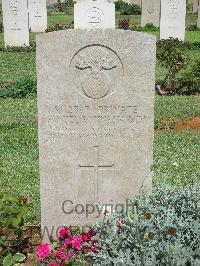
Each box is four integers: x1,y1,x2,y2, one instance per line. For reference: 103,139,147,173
118,19,130,30
37,227,98,265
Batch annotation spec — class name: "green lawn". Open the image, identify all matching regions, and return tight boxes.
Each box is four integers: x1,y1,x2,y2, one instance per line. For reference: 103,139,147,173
0,96,199,222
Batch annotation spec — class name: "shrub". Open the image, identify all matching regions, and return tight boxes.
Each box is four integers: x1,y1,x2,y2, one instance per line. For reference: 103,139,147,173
46,23,73,32
90,183,200,266
0,78,37,98
0,41,36,52
141,23,159,32
157,38,187,94
175,60,200,95
0,188,31,265
0,22,3,33
116,0,141,15
56,0,73,13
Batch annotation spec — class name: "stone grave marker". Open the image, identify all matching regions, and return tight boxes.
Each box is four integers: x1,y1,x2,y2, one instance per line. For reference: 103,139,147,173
192,0,198,12
2,0,29,47
141,0,160,27
29,0,47,32
74,0,115,29
197,1,200,28
37,29,156,239
160,0,186,41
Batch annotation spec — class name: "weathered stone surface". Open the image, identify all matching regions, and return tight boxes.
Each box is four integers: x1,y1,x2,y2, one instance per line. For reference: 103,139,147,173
2,0,29,47
192,0,198,13
197,2,200,28
74,0,115,29
141,0,160,27
160,0,186,41
37,30,156,239
29,0,47,32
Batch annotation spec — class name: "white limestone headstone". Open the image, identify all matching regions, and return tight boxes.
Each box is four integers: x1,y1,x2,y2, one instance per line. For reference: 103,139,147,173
193,0,198,12
2,0,29,47
141,0,160,27
160,0,186,41
197,1,200,28
29,0,47,32
37,29,156,239
74,0,115,29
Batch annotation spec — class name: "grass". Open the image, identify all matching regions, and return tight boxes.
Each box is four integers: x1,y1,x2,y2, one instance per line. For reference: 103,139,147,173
0,96,199,222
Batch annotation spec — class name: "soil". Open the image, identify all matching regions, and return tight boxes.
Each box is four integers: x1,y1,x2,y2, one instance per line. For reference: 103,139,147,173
172,117,200,131
157,117,200,131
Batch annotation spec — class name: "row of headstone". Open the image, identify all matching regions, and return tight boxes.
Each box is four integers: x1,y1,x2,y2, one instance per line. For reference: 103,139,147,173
2,0,47,47
141,0,187,41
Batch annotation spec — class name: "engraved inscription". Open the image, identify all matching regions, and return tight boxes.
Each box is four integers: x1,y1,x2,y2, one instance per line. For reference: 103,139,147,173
79,146,114,200
168,0,179,19
9,0,19,16
86,7,104,27
70,45,124,99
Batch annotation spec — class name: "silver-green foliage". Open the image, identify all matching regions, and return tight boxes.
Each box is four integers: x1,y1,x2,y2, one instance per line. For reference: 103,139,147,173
90,183,200,266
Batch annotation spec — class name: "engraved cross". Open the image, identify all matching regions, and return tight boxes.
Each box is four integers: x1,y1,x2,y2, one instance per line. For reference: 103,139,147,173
78,146,114,200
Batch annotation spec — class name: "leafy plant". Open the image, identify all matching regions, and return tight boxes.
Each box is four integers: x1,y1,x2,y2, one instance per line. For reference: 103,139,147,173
175,59,200,95
116,0,141,15
157,38,188,94
0,22,3,33
46,23,73,32
3,253,26,266
0,41,36,52
0,188,31,265
90,183,200,266
0,78,37,98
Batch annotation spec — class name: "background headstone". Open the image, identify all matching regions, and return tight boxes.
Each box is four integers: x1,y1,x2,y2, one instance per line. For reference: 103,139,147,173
160,0,186,41
74,0,115,29
197,0,200,28
141,0,160,27
37,29,156,239
2,0,29,47
29,0,47,32
192,0,198,12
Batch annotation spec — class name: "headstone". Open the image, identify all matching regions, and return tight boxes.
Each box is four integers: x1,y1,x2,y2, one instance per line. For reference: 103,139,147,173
141,0,160,27
193,0,198,12
160,0,186,41
197,1,200,28
37,29,156,239
2,0,29,47
74,0,115,29
29,0,47,32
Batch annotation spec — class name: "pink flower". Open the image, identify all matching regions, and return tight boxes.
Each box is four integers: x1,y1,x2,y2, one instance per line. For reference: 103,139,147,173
64,237,72,245
87,229,94,236
55,249,68,260
48,262,60,266
58,227,71,239
82,233,91,242
72,241,83,251
37,243,51,261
